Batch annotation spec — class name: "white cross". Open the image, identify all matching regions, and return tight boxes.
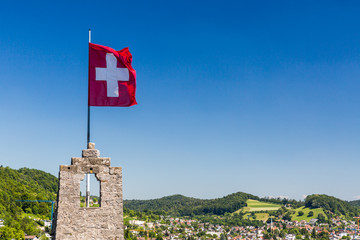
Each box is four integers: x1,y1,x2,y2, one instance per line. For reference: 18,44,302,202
95,53,129,97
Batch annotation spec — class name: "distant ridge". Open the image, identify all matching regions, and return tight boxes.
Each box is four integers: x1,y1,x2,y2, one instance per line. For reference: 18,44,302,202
124,192,259,216
1,165,359,221
125,192,360,218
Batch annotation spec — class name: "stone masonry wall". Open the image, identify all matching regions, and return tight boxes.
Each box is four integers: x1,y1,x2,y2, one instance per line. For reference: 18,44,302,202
53,143,124,240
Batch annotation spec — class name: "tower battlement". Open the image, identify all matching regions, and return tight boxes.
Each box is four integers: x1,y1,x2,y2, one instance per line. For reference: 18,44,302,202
53,143,124,240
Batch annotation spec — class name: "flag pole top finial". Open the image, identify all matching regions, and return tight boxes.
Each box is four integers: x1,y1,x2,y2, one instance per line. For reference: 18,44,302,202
88,29,91,43
87,142,95,149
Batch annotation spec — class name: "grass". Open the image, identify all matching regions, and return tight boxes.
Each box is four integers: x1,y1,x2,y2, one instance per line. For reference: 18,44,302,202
242,206,326,222
235,199,281,214
21,212,50,221
231,199,328,223
290,206,327,222
124,216,134,220
244,212,270,221
233,199,281,221
247,199,282,211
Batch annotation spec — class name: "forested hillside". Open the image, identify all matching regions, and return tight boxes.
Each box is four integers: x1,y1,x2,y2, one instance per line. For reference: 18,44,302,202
305,194,360,218
124,192,259,216
0,166,58,238
349,200,360,207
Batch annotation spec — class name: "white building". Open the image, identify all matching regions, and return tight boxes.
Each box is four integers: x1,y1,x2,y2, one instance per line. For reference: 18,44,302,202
285,234,296,240
129,220,145,226
338,232,347,238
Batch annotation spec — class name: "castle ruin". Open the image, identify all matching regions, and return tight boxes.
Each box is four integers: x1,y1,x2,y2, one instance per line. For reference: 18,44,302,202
53,143,124,240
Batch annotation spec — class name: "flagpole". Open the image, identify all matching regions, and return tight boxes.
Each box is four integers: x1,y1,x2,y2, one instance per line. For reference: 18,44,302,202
87,29,91,146
86,29,91,208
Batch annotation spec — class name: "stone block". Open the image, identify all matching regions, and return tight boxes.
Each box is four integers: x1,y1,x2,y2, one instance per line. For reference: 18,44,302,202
71,157,111,166
82,149,100,158
109,167,122,175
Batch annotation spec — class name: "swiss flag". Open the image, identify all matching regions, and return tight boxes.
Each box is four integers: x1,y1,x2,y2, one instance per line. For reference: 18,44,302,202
88,43,137,107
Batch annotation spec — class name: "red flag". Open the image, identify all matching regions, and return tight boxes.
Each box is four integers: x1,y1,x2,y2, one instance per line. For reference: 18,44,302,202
88,43,137,107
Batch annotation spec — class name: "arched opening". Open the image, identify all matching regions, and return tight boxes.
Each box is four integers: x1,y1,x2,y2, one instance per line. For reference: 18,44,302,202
80,173,100,207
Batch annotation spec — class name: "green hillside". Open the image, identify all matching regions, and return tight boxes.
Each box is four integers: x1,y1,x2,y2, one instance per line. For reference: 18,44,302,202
305,194,360,218
290,206,327,222
124,192,260,216
233,199,281,221
126,194,358,223
349,200,360,207
0,166,58,238
126,193,354,220
232,199,329,223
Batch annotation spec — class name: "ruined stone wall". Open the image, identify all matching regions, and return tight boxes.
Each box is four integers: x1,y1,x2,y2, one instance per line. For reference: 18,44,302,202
53,143,124,240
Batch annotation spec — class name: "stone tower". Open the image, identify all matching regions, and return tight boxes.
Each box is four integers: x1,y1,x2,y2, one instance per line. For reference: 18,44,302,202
53,143,124,240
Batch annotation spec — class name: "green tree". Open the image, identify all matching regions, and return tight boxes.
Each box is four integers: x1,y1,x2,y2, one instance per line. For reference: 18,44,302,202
317,231,329,240
300,228,307,235
156,233,163,240
283,212,292,221
0,226,25,240
317,213,326,223
308,211,314,217
124,229,138,240
25,207,32,214
20,216,40,236
39,235,49,240
298,211,304,216
263,232,271,239
289,228,300,236
311,228,316,238
148,231,156,238
279,230,286,238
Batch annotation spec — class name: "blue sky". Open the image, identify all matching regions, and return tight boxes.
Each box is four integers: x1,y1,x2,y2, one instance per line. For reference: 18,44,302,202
1,0,360,201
